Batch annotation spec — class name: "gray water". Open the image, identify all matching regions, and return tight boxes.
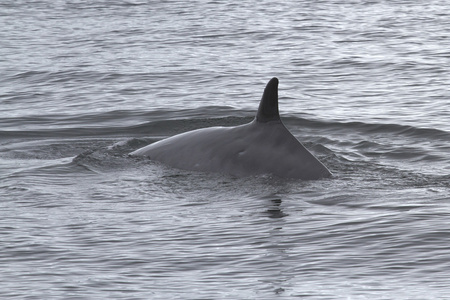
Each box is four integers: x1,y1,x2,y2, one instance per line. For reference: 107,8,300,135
1,1,450,299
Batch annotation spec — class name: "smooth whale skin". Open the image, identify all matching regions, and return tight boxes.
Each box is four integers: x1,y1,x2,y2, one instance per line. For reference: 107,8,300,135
130,78,332,180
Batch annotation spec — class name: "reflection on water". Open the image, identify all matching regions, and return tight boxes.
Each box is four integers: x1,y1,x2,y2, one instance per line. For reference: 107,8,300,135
266,198,288,219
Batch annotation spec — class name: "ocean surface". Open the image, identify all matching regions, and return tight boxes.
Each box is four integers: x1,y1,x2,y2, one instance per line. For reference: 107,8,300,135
1,1,450,299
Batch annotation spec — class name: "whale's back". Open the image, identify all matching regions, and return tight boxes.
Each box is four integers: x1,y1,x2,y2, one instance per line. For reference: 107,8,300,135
130,120,331,180
130,77,332,180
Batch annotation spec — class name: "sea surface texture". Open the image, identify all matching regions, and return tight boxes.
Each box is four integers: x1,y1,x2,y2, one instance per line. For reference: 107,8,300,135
1,1,450,299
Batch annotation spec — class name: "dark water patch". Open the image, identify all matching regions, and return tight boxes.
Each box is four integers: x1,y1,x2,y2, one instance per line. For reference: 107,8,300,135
3,105,448,143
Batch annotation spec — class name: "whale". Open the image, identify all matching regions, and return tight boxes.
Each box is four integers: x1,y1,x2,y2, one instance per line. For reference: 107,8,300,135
130,77,332,180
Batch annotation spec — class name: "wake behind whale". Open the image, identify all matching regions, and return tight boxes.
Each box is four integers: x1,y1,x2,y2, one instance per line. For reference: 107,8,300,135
130,78,332,180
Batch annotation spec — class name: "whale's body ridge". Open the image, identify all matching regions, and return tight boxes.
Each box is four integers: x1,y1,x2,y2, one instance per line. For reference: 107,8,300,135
130,78,332,180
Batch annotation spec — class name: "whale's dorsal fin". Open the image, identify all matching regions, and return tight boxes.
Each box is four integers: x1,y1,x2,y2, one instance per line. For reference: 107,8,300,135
256,77,280,123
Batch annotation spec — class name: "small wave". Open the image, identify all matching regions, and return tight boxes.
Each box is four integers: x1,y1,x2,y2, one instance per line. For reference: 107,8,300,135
282,116,450,141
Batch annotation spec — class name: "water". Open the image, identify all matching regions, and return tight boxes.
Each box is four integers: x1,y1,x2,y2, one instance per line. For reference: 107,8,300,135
1,1,450,299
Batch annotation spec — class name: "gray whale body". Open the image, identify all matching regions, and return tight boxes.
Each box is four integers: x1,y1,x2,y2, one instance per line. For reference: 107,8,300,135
130,78,332,180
